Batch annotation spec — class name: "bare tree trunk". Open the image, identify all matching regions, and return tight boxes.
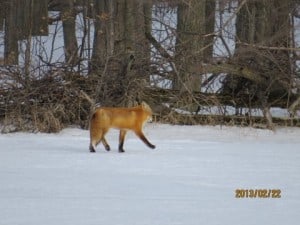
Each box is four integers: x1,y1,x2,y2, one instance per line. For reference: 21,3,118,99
173,0,206,112
204,0,216,60
0,0,5,31
91,0,152,106
61,0,78,65
90,0,114,73
4,0,18,65
174,0,206,91
12,0,48,39
31,0,48,36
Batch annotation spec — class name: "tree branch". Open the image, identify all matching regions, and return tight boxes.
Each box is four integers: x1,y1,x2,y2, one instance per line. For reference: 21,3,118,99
202,63,265,84
145,32,173,60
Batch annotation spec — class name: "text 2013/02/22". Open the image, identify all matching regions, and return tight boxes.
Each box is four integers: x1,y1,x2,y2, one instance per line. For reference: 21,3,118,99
235,189,281,198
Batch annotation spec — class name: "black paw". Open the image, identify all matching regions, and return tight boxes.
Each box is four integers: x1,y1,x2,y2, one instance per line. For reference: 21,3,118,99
150,144,156,149
89,145,96,153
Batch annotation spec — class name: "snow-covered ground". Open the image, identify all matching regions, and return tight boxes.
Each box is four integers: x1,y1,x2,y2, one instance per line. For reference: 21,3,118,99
0,124,299,225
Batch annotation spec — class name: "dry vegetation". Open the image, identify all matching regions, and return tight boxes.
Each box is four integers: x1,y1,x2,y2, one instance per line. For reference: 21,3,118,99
0,0,300,133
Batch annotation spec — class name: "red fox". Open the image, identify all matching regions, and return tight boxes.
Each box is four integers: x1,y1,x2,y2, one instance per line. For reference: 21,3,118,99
89,102,156,153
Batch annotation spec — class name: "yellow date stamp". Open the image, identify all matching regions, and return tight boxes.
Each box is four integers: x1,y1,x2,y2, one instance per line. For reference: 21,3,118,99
235,189,281,198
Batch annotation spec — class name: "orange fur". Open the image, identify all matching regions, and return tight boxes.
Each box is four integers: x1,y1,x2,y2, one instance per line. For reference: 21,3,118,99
89,102,155,153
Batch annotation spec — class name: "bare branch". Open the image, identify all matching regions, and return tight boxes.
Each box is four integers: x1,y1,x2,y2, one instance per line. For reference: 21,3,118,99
201,63,265,84
145,32,174,60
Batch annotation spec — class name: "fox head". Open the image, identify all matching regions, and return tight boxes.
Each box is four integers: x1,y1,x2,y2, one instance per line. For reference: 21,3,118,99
141,101,153,122
141,101,152,113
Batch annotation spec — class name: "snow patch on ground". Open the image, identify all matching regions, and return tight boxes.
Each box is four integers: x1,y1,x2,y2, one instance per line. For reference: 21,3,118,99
0,124,300,225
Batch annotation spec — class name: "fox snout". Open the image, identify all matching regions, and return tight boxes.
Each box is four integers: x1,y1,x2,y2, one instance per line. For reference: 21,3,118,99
148,116,153,123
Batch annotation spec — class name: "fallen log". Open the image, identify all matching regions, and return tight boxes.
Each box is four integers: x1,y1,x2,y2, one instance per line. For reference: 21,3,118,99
153,112,300,128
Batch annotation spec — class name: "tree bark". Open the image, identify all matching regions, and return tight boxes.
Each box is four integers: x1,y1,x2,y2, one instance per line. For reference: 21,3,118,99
0,0,5,31
61,0,78,65
174,0,206,92
204,0,216,60
4,0,18,65
90,0,114,73
31,0,48,36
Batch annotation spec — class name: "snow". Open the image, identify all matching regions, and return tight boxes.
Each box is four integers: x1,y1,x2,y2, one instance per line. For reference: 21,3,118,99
0,124,300,225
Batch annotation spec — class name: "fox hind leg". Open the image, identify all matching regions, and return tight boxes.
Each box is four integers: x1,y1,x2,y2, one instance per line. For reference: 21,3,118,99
102,137,111,151
89,130,104,153
100,128,111,151
89,126,111,153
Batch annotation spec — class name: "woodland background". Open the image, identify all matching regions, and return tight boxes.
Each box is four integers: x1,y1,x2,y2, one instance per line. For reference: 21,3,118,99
0,0,300,132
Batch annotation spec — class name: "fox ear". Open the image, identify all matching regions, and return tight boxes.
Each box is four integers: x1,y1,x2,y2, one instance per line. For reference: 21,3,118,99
141,101,147,108
141,101,152,112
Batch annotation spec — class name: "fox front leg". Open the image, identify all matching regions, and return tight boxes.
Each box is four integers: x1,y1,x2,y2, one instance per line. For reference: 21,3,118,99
135,131,156,149
118,130,127,153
